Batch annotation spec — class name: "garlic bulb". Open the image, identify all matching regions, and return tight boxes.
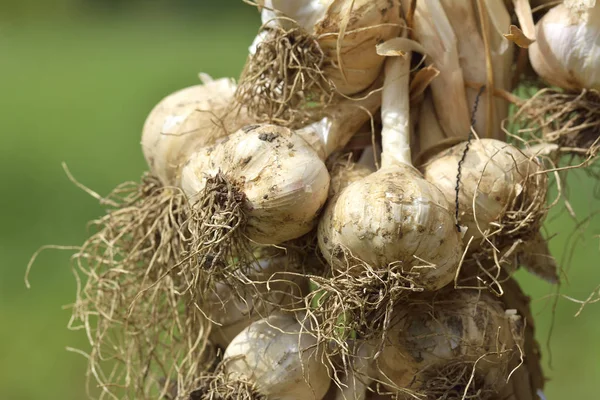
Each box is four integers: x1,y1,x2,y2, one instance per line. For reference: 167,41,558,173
141,76,248,185
422,138,545,248
529,1,600,91
223,314,331,400
258,0,401,95
181,124,330,244
319,51,462,291
377,290,522,395
208,255,306,348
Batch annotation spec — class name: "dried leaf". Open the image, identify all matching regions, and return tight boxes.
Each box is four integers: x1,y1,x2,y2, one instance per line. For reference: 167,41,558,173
504,25,535,48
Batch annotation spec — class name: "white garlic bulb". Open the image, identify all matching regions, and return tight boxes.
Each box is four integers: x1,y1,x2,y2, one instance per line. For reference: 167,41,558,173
529,1,600,90
180,124,330,244
258,0,401,95
224,314,331,400
141,77,249,185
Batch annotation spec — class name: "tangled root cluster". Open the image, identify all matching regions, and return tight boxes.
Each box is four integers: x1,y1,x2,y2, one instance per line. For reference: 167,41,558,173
186,367,265,400
515,88,600,164
66,170,314,399
69,174,217,399
234,23,335,128
305,254,422,360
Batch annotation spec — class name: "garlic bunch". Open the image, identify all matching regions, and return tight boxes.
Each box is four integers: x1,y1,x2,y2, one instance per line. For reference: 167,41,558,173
141,75,249,185
377,290,522,395
529,0,600,91
223,313,331,400
318,49,462,291
257,0,401,95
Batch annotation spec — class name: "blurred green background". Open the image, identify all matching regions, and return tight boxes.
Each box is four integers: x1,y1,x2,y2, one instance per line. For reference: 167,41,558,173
0,1,598,399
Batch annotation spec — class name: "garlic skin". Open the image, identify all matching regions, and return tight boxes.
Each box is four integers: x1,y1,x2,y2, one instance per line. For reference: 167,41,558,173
224,314,331,400
180,124,330,245
423,138,542,246
141,77,247,185
319,164,462,291
529,1,600,91
259,0,401,95
208,255,306,349
378,290,521,393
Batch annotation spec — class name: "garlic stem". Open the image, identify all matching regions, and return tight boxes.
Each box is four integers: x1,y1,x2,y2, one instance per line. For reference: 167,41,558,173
409,0,471,142
512,0,537,45
481,0,514,140
415,91,457,166
296,85,382,159
440,0,488,137
476,0,496,140
381,54,411,168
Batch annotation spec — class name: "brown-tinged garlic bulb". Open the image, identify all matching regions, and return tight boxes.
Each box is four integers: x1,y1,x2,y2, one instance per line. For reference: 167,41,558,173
180,124,330,244
377,290,522,395
258,0,401,95
318,47,462,291
529,0,600,91
422,138,545,250
223,313,331,400
141,76,249,185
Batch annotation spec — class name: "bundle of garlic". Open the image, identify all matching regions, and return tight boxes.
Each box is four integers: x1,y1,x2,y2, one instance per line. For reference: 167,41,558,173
514,0,600,164
38,1,600,399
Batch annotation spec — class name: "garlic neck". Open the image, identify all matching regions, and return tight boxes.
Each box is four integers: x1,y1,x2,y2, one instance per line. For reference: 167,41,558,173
381,54,412,169
295,83,383,160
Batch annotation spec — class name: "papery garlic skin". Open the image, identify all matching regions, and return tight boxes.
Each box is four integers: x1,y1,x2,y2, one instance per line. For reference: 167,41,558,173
378,290,520,392
224,314,331,400
319,164,462,291
423,138,542,247
208,256,306,348
141,78,247,185
180,124,330,245
259,0,401,95
529,2,600,91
